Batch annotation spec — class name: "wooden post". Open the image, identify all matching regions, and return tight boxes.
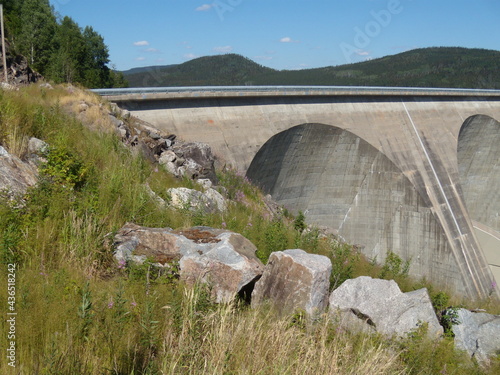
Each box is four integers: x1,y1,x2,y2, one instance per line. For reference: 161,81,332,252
0,4,7,83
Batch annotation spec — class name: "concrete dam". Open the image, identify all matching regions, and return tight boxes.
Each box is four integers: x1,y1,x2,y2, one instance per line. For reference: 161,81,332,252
95,86,500,300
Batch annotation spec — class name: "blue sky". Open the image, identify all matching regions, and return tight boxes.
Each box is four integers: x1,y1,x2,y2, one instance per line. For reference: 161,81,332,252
49,0,500,71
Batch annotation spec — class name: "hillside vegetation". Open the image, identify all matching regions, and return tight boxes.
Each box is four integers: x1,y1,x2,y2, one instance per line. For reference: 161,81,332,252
124,48,500,89
0,85,499,374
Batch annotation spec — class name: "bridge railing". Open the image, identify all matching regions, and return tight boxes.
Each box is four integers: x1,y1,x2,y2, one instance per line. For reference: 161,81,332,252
92,86,500,98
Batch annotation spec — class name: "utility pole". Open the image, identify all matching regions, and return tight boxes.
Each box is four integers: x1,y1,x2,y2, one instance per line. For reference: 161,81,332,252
0,4,7,83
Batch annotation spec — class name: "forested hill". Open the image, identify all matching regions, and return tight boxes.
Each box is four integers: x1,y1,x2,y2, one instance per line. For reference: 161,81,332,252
124,47,500,89
124,54,274,87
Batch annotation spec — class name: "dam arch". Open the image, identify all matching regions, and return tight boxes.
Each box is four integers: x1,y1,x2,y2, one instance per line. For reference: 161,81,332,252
457,115,500,282
247,123,464,293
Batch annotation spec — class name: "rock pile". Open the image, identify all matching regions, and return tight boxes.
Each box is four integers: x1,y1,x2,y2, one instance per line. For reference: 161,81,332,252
106,104,219,185
113,226,447,339
0,40,42,86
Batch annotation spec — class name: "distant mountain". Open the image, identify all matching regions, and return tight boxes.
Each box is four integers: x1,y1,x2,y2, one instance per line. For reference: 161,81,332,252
123,54,274,87
121,65,179,76
122,47,500,89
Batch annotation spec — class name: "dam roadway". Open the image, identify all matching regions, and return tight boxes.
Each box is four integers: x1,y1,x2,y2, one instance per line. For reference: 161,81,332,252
94,86,500,300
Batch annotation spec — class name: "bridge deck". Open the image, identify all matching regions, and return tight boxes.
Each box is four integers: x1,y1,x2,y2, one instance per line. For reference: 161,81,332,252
93,86,500,102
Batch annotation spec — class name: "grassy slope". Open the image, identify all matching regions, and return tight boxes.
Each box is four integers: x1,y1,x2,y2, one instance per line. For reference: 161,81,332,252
0,85,499,374
123,47,500,89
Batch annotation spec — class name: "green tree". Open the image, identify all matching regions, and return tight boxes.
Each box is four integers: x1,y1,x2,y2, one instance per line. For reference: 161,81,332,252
17,0,56,75
82,26,111,88
49,16,86,84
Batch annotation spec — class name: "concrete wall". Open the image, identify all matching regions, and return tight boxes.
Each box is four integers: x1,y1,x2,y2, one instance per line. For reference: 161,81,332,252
119,94,500,299
247,124,461,293
458,115,500,283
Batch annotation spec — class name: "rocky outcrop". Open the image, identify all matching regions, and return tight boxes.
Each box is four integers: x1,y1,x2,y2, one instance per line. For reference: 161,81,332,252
167,187,227,213
329,276,443,338
1,40,42,86
160,142,218,185
452,308,500,365
114,224,263,302
0,145,38,199
251,249,332,316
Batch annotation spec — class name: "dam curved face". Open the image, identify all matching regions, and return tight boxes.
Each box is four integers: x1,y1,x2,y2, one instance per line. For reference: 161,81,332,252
458,115,500,281
247,123,463,292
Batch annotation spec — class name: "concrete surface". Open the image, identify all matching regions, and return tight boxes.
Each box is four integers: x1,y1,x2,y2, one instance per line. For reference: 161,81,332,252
107,91,500,300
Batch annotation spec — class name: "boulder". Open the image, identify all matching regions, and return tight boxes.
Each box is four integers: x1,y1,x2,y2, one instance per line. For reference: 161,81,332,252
114,223,204,265
180,230,264,303
0,146,38,198
251,249,332,316
329,276,443,338
28,137,48,156
167,187,227,213
108,114,124,128
452,308,500,365
114,224,263,302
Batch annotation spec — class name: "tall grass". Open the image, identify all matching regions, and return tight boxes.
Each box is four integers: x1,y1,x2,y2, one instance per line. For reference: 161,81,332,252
0,84,499,374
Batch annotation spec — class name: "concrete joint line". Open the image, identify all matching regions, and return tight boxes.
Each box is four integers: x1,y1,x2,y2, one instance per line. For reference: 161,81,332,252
401,101,463,237
402,101,479,295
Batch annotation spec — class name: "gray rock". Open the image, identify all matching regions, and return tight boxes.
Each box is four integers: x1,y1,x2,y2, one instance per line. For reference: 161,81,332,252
121,109,131,119
162,161,178,176
196,178,213,190
452,308,500,365
168,187,227,213
27,138,49,163
78,102,89,113
0,146,38,198
108,114,124,128
114,223,218,265
180,231,264,303
329,276,443,338
171,142,218,184
114,224,263,302
159,150,177,164
251,249,332,316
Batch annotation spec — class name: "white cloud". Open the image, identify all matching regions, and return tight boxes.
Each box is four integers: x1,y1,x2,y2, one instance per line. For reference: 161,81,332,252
356,50,370,56
213,46,233,53
255,55,273,61
144,48,160,53
184,53,198,59
133,41,149,46
135,57,146,61
279,37,300,43
196,4,213,11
